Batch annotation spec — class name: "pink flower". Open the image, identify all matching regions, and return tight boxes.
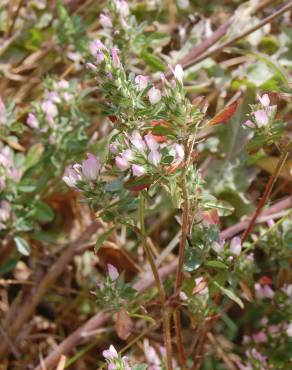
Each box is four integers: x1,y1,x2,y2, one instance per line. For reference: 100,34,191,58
173,143,184,160
253,110,268,127
132,164,145,177
111,47,120,67
26,113,39,129
41,100,57,125
82,153,100,181
252,331,267,343
0,200,10,222
85,62,97,71
115,156,130,170
148,87,161,105
131,131,146,152
58,80,70,89
100,14,112,28
102,344,118,360
135,75,148,90
121,149,133,161
257,94,270,107
63,165,82,187
230,236,242,256
109,143,118,154
0,98,6,124
144,134,159,151
148,150,161,166
115,0,130,17
244,119,256,128
107,264,119,281
0,177,5,191
89,40,106,57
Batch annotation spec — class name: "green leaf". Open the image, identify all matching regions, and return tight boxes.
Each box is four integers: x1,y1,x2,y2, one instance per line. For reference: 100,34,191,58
24,143,44,171
184,249,203,272
14,236,31,256
214,282,244,309
95,227,114,253
140,49,166,71
206,260,228,269
31,201,55,223
132,365,148,370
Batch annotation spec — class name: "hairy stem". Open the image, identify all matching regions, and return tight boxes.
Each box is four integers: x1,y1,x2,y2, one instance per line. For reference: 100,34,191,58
139,194,173,370
241,149,289,243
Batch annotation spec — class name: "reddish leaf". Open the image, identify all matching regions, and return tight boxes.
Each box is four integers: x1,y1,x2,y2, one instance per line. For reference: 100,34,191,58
258,276,273,285
124,176,152,192
207,101,238,126
115,309,133,340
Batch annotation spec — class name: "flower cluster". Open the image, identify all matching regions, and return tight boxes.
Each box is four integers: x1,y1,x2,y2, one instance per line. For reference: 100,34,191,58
63,153,100,188
27,79,77,133
110,130,184,178
102,345,131,370
244,94,277,129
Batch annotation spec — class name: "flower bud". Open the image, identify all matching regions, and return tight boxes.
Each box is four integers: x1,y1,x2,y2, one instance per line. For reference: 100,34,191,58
26,113,39,129
0,200,10,222
111,47,120,67
109,143,118,154
253,110,268,127
131,131,146,152
82,153,100,181
102,345,118,360
144,133,159,151
230,236,242,256
148,150,161,166
115,156,130,170
89,40,106,57
148,87,161,105
100,14,112,28
135,75,148,90
169,64,184,84
257,94,270,107
116,0,130,17
63,166,82,187
107,264,119,281
132,164,145,177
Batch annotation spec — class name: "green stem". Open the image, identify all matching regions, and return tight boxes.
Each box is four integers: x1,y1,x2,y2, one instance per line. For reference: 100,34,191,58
139,194,173,370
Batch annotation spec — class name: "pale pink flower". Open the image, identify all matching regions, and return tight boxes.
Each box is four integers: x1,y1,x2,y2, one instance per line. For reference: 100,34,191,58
173,143,184,160
107,264,119,281
148,150,161,166
58,80,70,89
41,100,57,124
0,200,10,222
115,156,130,170
89,40,106,57
102,344,118,360
115,0,130,17
111,47,120,67
82,153,100,181
135,75,148,90
121,149,133,161
63,166,82,187
253,110,268,127
109,143,118,154
244,119,256,128
148,87,161,105
230,236,242,256
144,133,159,151
26,113,39,129
252,331,267,343
169,64,184,84
0,177,5,191
100,14,112,28
132,164,145,177
266,218,275,228
131,131,146,152
85,62,97,71
257,94,270,107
